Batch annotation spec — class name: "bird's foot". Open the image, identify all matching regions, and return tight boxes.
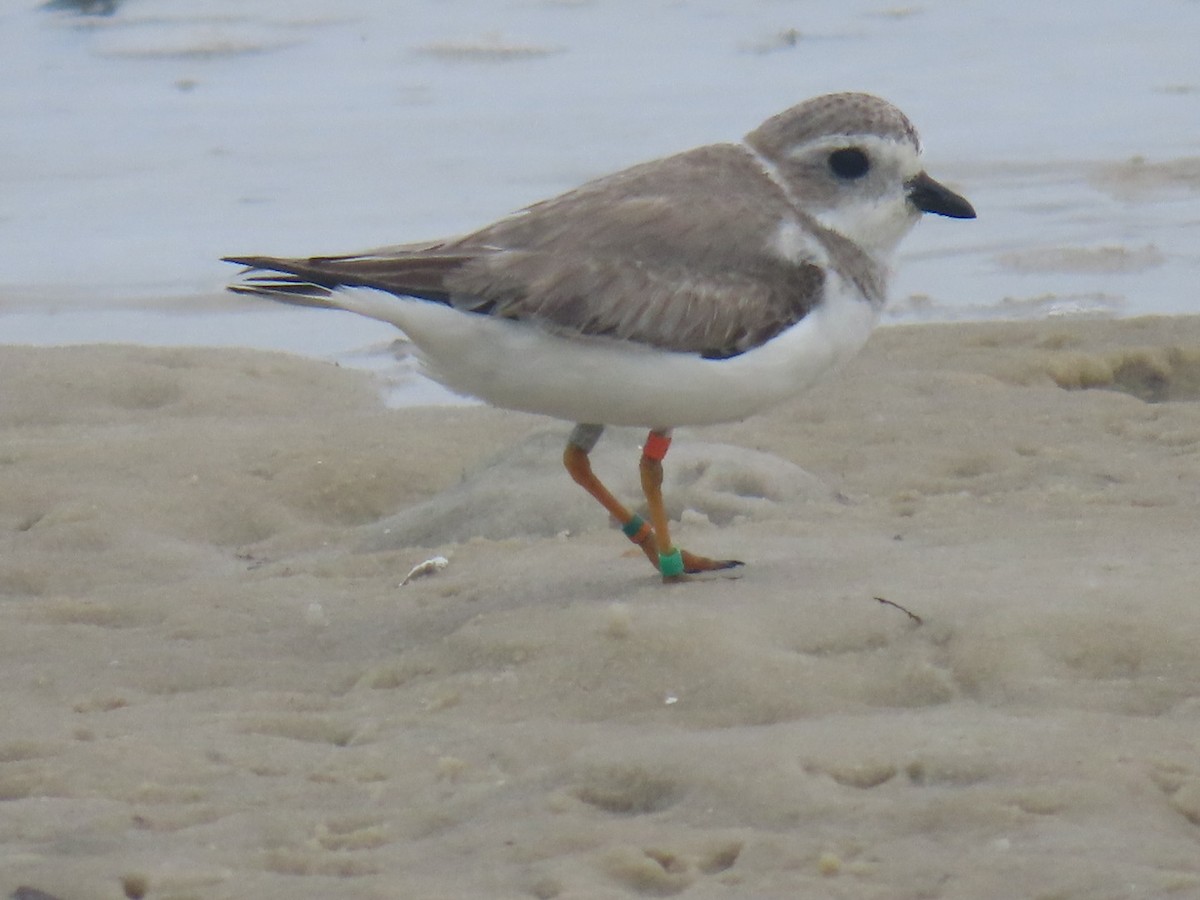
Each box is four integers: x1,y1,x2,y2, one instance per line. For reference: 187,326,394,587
680,549,744,575
655,550,743,582
620,515,742,581
636,542,742,582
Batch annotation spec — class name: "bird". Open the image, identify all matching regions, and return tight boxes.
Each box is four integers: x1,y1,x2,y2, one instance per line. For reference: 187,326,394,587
225,92,975,582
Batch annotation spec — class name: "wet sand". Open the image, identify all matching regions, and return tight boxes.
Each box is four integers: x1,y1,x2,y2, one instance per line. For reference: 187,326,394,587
2,316,1200,899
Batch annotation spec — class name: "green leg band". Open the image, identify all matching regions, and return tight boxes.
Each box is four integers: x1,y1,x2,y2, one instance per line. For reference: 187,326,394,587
658,549,685,578
621,514,646,539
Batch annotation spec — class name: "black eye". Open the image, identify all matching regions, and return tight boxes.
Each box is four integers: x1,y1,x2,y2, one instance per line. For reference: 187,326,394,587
828,148,870,180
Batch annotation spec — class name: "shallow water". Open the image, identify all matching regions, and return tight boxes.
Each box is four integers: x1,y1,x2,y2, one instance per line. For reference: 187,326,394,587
3,0,1198,366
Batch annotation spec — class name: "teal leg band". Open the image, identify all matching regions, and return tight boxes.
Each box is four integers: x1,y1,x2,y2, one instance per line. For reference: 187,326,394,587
658,549,685,578
621,514,646,539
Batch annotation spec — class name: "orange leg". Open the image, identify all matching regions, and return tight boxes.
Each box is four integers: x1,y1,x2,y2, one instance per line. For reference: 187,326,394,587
638,430,742,581
564,426,658,570
563,424,742,581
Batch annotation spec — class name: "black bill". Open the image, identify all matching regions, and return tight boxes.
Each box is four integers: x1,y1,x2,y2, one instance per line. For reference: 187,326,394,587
907,171,976,219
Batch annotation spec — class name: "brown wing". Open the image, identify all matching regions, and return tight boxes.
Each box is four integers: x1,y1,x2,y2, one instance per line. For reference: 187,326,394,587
443,246,825,359
225,144,828,357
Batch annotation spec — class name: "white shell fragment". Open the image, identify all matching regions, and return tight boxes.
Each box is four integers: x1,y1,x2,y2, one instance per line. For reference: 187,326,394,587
400,555,449,586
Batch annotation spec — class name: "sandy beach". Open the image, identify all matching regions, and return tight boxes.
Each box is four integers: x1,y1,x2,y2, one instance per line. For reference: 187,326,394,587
2,316,1200,899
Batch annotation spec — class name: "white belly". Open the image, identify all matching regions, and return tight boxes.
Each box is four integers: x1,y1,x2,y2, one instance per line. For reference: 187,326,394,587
328,281,880,429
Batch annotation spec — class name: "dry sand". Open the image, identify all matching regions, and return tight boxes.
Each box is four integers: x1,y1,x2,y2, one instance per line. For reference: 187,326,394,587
2,317,1200,899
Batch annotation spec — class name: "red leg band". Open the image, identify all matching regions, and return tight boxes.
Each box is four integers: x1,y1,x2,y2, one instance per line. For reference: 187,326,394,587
642,431,672,462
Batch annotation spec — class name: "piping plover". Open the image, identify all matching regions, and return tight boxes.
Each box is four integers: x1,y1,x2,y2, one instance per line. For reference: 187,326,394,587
226,92,975,581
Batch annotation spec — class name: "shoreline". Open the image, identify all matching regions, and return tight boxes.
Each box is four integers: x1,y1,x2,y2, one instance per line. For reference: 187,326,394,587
3,316,1199,898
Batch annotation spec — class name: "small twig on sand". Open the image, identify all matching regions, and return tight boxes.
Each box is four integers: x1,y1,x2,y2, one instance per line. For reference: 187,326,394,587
873,596,923,625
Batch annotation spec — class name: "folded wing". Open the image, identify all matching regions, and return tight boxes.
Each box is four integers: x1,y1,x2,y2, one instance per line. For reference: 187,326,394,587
226,145,828,358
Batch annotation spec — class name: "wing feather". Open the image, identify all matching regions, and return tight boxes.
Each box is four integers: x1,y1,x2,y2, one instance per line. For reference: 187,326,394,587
225,144,838,357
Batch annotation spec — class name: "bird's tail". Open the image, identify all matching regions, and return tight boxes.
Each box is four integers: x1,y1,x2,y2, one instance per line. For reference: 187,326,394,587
223,257,344,310
221,247,478,315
